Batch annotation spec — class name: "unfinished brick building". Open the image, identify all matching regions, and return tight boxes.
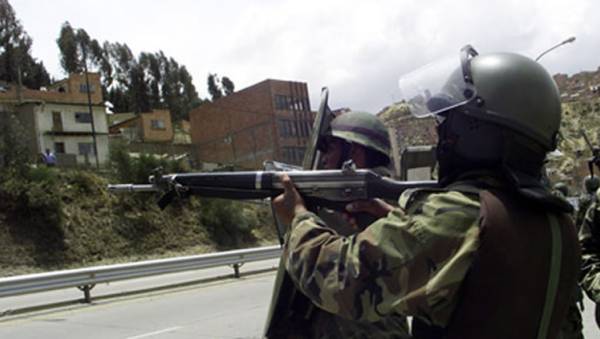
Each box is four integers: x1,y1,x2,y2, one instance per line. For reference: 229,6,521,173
189,79,314,169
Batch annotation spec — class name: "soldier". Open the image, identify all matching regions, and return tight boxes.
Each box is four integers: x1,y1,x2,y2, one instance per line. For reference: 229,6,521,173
579,187,600,329
303,111,411,338
273,45,580,338
577,176,600,228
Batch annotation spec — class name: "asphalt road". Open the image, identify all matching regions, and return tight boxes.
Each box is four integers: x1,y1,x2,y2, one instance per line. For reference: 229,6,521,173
0,259,598,338
0,264,277,338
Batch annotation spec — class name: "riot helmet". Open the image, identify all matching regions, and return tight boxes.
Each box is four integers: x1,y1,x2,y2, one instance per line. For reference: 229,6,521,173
398,45,561,183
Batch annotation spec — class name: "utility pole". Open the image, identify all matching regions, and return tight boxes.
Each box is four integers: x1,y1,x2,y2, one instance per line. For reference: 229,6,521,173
535,37,576,62
81,46,100,169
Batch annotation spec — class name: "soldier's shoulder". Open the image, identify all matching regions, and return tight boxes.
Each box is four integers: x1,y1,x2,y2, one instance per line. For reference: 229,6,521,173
400,185,481,210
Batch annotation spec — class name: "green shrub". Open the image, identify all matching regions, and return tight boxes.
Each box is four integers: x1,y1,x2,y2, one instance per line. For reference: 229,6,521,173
198,198,257,248
110,143,188,184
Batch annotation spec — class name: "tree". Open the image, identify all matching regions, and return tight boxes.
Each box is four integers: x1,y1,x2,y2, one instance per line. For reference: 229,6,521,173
57,22,81,73
222,76,235,95
55,25,203,119
207,74,235,101
0,0,50,89
207,73,222,101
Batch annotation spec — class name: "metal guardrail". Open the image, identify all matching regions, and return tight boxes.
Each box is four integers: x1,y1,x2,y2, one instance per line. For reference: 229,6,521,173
0,245,282,303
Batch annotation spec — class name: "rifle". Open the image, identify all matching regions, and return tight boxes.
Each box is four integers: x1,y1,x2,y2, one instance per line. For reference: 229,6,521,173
581,130,600,177
108,161,438,212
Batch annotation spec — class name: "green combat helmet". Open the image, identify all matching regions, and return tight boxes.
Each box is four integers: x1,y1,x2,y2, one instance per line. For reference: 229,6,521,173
329,111,392,165
399,45,561,151
584,175,600,194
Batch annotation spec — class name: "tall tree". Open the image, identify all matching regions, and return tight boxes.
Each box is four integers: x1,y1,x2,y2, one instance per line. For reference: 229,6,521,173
55,25,203,119
221,76,235,95
57,22,81,73
207,73,222,101
0,0,50,89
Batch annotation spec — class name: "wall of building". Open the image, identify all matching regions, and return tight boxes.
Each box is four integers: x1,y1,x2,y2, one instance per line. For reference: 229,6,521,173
190,80,276,169
189,79,313,169
39,103,109,165
39,103,108,134
140,110,174,142
42,134,109,166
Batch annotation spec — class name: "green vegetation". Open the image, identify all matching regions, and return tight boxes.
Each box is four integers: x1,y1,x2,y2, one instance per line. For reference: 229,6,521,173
0,152,278,277
545,98,600,192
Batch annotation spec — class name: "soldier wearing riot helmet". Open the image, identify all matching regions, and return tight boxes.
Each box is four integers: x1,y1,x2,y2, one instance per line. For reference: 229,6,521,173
273,45,579,338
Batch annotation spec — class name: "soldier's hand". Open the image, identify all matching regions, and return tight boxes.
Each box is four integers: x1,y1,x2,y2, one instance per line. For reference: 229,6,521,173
273,173,307,226
346,199,394,218
342,199,395,231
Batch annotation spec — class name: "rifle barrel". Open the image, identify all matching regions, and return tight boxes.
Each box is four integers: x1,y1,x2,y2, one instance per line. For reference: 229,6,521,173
107,184,159,192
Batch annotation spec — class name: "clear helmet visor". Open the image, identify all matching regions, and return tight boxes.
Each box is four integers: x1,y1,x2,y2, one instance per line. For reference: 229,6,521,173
398,49,478,118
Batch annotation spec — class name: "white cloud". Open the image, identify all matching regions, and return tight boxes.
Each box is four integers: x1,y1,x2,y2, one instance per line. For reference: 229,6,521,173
11,0,600,113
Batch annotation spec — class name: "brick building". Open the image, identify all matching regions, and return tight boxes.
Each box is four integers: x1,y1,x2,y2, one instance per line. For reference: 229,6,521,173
109,109,174,143
189,79,314,169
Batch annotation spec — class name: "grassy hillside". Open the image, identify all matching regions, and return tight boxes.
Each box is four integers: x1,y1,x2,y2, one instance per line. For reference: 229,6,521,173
546,98,600,193
0,166,278,277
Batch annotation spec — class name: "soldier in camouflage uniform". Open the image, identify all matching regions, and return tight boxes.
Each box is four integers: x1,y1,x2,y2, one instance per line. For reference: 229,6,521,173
579,187,600,329
577,176,600,228
273,46,580,338
305,111,411,338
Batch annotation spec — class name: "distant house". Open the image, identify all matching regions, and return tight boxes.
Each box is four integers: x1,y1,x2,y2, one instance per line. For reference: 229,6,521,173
109,109,174,143
189,79,314,169
0,73,109,166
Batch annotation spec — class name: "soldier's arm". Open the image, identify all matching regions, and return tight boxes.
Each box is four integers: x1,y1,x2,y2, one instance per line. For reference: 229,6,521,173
580,202,600,303
283,191,480,326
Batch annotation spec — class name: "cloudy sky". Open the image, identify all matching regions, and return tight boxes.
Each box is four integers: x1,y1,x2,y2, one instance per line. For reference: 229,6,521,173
11,0,600,113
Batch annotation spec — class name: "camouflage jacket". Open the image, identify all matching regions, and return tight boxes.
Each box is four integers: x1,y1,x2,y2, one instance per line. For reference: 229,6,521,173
579,190,600,303
283,184,481,327
576,193,594,230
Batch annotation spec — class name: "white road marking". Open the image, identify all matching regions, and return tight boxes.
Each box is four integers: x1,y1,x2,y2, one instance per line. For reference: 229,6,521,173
125,326,182,339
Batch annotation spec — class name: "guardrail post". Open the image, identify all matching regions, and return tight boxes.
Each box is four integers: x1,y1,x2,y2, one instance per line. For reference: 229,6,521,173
232,263,243,278
77,284,95,303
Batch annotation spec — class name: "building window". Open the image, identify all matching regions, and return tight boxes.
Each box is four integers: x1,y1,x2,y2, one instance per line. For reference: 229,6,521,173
75,112,92,123
54,142,65,154
151,119,166,130
78,143,95,155
274,95,287,110
52,111,63,131
80,84,95,93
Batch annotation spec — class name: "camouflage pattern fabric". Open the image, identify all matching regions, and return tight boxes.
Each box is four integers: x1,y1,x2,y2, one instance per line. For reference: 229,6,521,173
579,190,600,304
307,208,411,339
283,186,481,328
577,193,594,230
